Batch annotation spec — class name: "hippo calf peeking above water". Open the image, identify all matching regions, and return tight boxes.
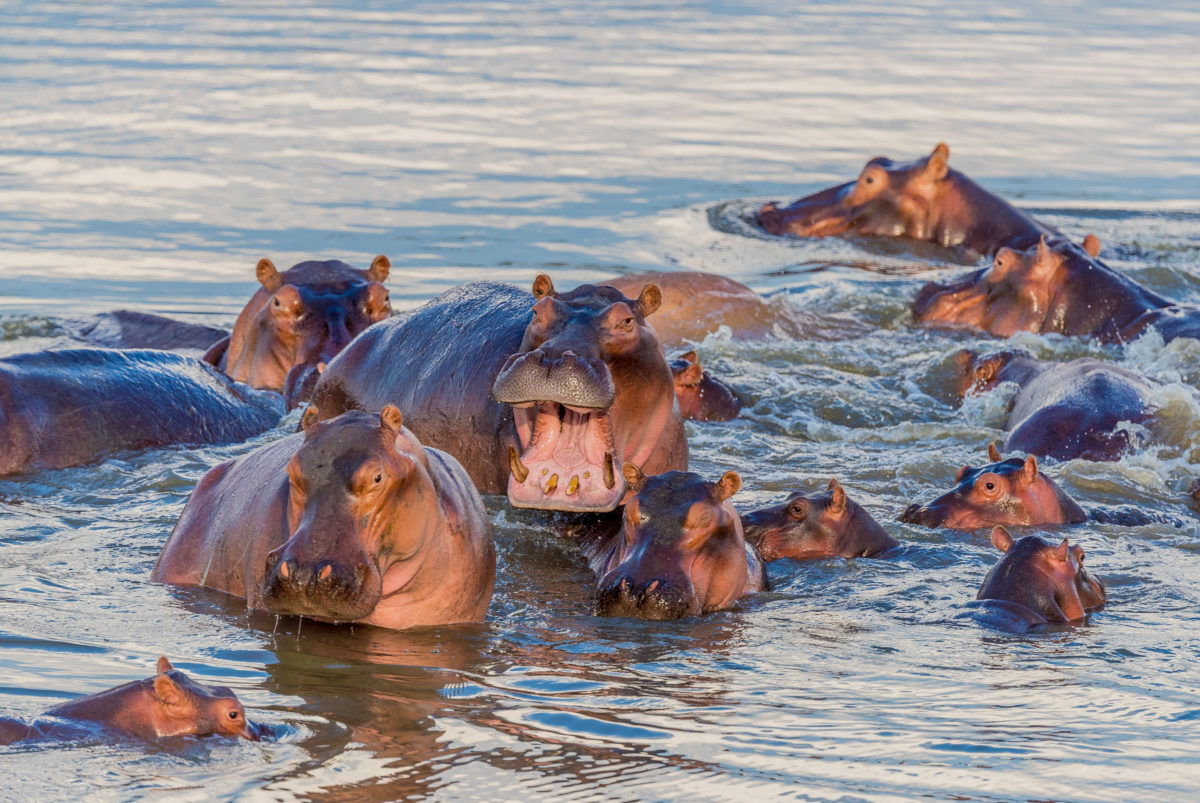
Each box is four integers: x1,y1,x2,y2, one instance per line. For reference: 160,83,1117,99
0,657,265,745
743,479,898,560
153,405,495,630
972,526,1106,632
669,350,741,422
311,275,687,514
579,466,766,620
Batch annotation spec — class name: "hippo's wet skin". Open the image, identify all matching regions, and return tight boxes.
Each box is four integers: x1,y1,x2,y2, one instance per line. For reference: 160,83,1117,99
0,657,265,744
311,275,687,514
758,143,1052,256
743,479,898,560
0,348,282,476
205,256,393,400
579,466,766,620
971,526,1106,632
152,407,495,630
669,350,741,422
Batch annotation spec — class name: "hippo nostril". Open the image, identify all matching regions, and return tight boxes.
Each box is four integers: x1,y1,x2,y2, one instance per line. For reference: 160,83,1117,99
619,578,630,592
279,560,292,579
645,579,660,594
900,504,921,522
318,563,332,581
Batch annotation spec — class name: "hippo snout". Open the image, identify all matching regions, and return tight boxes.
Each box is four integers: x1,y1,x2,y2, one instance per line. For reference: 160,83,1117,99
594,575,698,621
261,546,379,621
492,348,615,409
899,503,943,528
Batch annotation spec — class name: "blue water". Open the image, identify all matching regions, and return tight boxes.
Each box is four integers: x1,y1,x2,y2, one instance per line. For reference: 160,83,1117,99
2,1,1200,800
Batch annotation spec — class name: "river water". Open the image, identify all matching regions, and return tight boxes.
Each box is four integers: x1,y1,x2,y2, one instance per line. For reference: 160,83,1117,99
2,1,1200,800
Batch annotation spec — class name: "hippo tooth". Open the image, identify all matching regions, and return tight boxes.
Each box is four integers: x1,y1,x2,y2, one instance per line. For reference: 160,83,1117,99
545,473,559,494
508,446,530,483
604,453,615,490
567,475,579,495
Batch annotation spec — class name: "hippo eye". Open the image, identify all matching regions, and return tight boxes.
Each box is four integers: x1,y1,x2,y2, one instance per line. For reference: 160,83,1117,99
864,175,874,184
373,472,383,484
228,710,240,720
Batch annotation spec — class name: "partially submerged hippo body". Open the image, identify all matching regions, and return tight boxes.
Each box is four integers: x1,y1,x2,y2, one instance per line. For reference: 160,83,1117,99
743,479,899,560
757,143,1052,256
205,256,393,398
75,310,228,352
0,349,283,476
310,276,687,514
669,350,741,422
580,466,766,620
912,235,1179,343
960,350,1157,462
901,444,1087,530
153,407,494,630
0,657,263,745
972,526,1105,632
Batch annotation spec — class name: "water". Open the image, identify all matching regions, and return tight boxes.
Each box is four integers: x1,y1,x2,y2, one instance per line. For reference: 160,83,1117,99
3,1,1200,799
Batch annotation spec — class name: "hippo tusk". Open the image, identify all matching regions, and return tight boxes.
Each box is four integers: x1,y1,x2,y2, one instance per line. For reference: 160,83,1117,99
545,473,559,495
508,446,529,483
604,453,616,490
567,475,580,495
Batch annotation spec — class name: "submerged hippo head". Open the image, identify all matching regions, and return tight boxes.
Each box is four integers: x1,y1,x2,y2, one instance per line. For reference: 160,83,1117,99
492,274,686,513
901,444,1087,530
758,143,952,239
743,479,899,561
912,234,1101,336
260,405,443,622
593,467,765,620
977,526,1106,624
669,350,741,422
216,256,393,395
141,657,263,740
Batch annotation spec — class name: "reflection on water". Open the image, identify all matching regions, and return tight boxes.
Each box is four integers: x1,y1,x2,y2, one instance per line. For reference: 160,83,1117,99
3,0,1200,800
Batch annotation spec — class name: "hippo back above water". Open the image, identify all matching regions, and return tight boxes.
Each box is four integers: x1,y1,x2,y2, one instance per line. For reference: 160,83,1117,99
310,276,688,513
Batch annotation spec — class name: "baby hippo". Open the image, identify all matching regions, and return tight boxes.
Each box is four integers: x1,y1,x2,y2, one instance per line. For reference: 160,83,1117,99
669,350,741,422
901,443,1086,530
0,657,264,744
973,526,1106,631
583,465,767,620
742,479,898,560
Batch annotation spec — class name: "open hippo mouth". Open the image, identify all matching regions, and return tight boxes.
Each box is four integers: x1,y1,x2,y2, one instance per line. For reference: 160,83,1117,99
492,349,624,512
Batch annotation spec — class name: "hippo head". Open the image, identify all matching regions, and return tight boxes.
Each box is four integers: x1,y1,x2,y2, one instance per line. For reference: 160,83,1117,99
222,256,393,394
742,479,898,561
900,444,1087,530
148,657,262,740
669,350,741,422
492,274,684,513
977,527,1106,622
593,467,763,620
757,143,951,239
259,405,443,623
912,234,1102,336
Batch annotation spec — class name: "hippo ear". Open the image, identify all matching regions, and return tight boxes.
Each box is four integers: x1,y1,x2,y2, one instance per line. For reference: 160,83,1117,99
988,442,1002,462
828,479,846,513
532,274,556,300
713,470,741,502
380,405,403,435
673,356,703,386
679,350,699,366
991,525,1014,553
634,284,662,318
1031,235,1056,276
300,405,321,437
156,656,173,675
622,463,647,494
154,672,187,708
367,254,390,282
1021,455,1038,483
955,465,970,483
256,258,282,293
924,142,950,181
1082,234,1101,258
1054,537,1071,563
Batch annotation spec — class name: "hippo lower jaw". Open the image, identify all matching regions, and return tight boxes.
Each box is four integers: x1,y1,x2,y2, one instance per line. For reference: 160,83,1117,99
508,401,623,512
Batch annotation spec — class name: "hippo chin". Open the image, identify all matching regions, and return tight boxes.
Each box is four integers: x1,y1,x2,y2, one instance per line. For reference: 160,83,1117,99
901,444,1087,530
744,479,898,560
973,526,1105,632
757,143,1052,255
205,256,393,399
152,406,495,629
310,274,687,515
0,657,263,744
581,466,766,620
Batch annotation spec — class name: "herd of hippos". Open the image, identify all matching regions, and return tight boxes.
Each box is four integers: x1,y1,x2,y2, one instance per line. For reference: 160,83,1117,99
1,143,1194,744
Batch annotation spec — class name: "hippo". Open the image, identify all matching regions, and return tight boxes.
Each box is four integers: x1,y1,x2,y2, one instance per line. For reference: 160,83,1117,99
669,350,741,422
901,443,1087,530
579,466,766,620
912,235,1175,342
0,349,283,476
0,657,264,744
204,255,393,400
74,310,229,352
310,275,688,514
972,526,1105,631
152,406,494,629
743,478,899,560
957,349,1156,462
757,143,1052,255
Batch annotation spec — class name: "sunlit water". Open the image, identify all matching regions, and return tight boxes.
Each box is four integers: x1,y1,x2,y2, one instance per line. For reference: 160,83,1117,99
2,1,1200,800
